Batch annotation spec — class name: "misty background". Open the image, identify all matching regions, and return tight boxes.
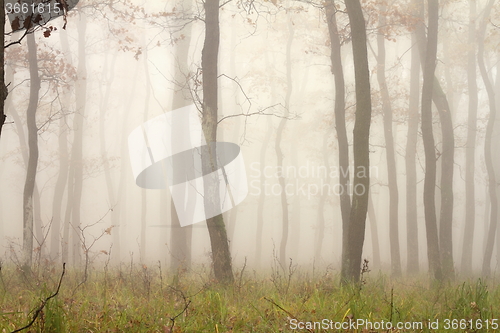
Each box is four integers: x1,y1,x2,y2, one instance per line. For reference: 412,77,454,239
0,0,499,278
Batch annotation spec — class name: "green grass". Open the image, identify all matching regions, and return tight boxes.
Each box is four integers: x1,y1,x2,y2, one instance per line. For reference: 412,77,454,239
1,263,499,332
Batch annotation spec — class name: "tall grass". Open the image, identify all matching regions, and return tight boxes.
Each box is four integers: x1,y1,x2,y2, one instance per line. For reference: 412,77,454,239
1,261,499,332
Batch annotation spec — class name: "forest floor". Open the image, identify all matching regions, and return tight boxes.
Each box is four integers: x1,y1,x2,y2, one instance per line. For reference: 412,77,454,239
1,260,499,332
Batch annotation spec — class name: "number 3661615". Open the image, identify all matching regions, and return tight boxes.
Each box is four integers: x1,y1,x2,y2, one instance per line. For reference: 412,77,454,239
6,2,61,15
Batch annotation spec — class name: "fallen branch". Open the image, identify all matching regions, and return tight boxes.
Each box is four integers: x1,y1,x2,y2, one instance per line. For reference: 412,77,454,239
11,263,66,333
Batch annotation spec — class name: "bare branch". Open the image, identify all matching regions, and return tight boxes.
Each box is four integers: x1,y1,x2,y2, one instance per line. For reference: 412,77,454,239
11,263,66,333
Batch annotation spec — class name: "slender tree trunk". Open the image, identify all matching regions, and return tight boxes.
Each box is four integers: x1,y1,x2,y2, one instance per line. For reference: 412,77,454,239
377,6,401,277
341,0,372,283
6,66,45,261
289,133,301,262
420,0,442,281
50,29,73,261
325,0,350,262
461,0,478,275
98,49,119,261
414,0,455,280
50,114,69,260
113,65,139,264
367,192,380,269
478,0,497,277
436,85,455,280
69,12,88,266
315,134,329,261
23,33,41,269
255,117,272,267
275,18,293,266
406,30,421,274
170,12,193,271
0,0,7,138
495,59,500,265
202,0,233,283
140,44,151,263
226,25,242,251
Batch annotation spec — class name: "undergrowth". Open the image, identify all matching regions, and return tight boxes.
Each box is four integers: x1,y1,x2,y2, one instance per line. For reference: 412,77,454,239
0,261,499,332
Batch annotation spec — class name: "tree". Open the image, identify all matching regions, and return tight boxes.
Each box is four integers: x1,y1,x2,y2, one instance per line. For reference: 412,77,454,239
405,0,422,275
419,0,442,281
478,0,497,277
22,33,41,269
341,0,372,283
0,0,7,138
275,17,293,267
170,5,194,271
325,0,351,265
461,0,478,275
376,4,401,278
201,0,234,283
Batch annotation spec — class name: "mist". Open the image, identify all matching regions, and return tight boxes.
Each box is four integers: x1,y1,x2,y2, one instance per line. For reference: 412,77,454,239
0,0,499,298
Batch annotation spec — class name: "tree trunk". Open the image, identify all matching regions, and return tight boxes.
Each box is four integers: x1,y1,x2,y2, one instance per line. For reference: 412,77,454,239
170,12,194,272
0,0,7,139
406,29,421,274
367,192,380,269
478,0,497,277
414,0,455,280
461,0,478,275
202,0,233,283
22,33,41,269
325,0,351,263
341,0,372,283
98,49,119,262
376,5,401,277
255,117,272,267
69,12,88,266
140,44,151,263
275,18,293,266
49,29,72,261
495,58,500,265
419,0,442,281
315,134,329,261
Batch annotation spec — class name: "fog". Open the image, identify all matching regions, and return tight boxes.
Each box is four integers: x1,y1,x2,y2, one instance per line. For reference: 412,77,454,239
0,0,499,280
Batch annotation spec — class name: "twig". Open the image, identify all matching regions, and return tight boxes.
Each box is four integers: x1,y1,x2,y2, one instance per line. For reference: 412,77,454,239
11,263,66,333
169,300,191,332
263,297,314,333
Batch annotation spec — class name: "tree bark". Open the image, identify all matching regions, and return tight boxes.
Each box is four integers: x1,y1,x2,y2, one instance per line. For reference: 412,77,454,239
255,117,272,267
419,0,442,281
478,0,497,277
70,12,88,266
325,0,350,264
461,0,478,275
406,30,421,275
376,5,401,278
341,0,372,283
170,12,194,271
0,0,7,139
202,0,234,283
367,192,380,269
23,33,41,269
49,29,72,261
315,134,329,261
275,18,293,266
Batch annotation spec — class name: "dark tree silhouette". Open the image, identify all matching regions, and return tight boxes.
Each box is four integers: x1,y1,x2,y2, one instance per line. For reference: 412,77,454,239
419,0,442,281
341,0,372,284
201,0,234,283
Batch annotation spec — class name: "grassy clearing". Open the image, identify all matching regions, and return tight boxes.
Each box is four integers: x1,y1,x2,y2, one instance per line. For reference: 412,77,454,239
0,261,499,332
